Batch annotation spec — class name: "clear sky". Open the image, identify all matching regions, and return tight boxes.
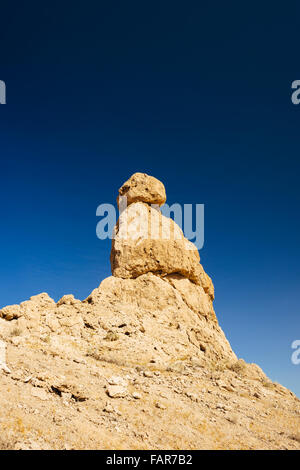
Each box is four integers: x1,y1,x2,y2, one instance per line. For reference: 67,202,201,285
0,1,299,396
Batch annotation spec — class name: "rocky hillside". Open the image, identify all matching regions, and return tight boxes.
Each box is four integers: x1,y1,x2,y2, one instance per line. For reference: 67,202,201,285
0,173,299,450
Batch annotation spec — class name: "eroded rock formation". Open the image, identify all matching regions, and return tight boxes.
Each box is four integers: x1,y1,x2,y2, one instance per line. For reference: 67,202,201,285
0,172,299,450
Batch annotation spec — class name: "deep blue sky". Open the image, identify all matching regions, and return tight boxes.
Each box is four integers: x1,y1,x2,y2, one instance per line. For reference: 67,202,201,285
1,1,300,396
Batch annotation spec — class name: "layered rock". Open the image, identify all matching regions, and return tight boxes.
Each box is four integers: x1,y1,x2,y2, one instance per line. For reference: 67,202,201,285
111,174,212,293
111,202,205,284
0,172,299,450
108,173,233,361
0,173,234,365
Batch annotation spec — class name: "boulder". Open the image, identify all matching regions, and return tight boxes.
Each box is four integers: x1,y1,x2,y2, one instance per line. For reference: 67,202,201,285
111,201,203,285
117,172,166,207
106,385,128,398
0,304,22,320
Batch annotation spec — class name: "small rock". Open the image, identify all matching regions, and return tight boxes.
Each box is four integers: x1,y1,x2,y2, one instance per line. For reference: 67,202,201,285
61,392,72,404
107,376,127,387
224,385,235,392
143,370,153,378
226,413,238,424
73,358,86,364
0,362,11,374
31,388,49,401
106,385,127,398
104,331,119,341
216,403,227,411
0,304,21,320
155,402,166,410
57,295,80,306
185,392,198,402
132,392,142,399
103,403,114,413
23,376,33,383
216,379,227,388
10,336,23,346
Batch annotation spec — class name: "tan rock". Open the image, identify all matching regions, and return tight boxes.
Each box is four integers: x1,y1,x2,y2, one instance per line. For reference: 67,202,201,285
86,273,236,365
117,172,166,207
111,202,203,284
103,402,114,412
0,304,22,320
0,340,11,374
20,293,56,324
0,271,298,450
45,313,61,332
31,388,49,401
0,172,297,450
230,359,267,381
107,376,128,387
57,295,81,306
155,401,166,409
106,385,127,398
28,293,56,308
165,273,216,322
197,266,215,301
143,370,154,378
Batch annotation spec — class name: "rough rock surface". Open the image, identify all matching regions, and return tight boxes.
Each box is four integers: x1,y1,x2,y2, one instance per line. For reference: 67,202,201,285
111,201,206,285
0,278,299,450
117,172,166,207
0,173,299,450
